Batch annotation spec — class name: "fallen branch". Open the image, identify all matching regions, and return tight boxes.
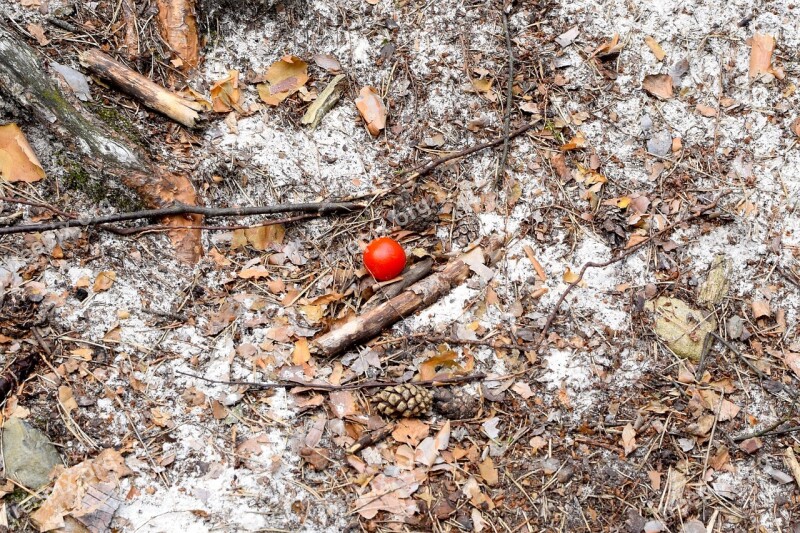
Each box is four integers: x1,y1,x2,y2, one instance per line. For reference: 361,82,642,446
362,258,434,311
79,49,203,128
175,369,486,391
533,193,729,352
313,240,501,356
0,22,201,262
0,200,363,236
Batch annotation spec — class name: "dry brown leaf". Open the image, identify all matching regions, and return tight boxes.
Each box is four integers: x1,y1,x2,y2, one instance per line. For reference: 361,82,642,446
58,386,78,413
257,55,309,106
150,407,172,428
593,33,624,58
0,124,46,183
210,70,241,113
530,435,547,453
560,131,587,151
625,234,649,249
785,352,800,380
643,74,674,100
696,104,718,117
644,36,665,61
479,457,499,486
354,470,425,519
238,267,271,279
355,86,387,137
511,381,534,399
621,423,637,455
414,436,439,467
292,338,311,365
434,420,451,451
27,23,49,45
31,449,132,532
791,117,800,138
752,299,771,319
312,53,342,73
739,437,763,454
93,270,116,292
749,34,775,79
392,419,430,446
327,390,358,418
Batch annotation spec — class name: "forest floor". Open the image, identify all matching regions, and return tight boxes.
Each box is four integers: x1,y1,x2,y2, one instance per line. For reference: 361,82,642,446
1,0,800,531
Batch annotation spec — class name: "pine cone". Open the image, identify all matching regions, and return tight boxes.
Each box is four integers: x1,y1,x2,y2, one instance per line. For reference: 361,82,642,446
375,384,432,418
432,387,479,419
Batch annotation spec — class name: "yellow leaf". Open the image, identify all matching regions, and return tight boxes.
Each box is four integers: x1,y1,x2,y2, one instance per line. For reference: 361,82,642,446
298,304,325,323
210,70,240,113
644,36,665,61
93,271,116,292
418,349,462,381
292,338,311,365
257,55,309,106
560,131,587,151
0,124,46,183
354,86,387,137
562,267,581,284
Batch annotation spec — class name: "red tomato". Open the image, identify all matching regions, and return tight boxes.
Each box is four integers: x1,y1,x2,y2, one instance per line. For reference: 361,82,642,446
363,237,406,281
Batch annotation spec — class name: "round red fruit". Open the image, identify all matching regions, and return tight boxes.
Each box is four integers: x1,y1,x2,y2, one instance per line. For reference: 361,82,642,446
363,237,406,281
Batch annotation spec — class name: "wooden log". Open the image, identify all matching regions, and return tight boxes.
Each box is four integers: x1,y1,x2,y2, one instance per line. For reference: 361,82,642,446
0,22,202,263
313,243,499,357
79,49,202,128
155,0,199,70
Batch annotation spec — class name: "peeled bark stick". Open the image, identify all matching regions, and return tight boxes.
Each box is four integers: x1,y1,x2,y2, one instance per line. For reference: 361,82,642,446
0,22,201,262
79,49,202,128
313,242,500,357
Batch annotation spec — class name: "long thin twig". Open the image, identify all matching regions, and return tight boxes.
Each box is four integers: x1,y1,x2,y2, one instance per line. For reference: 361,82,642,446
0,200,364,236
371,123,535,197
175,369,486,391
498,6,514,186
533,193,729,350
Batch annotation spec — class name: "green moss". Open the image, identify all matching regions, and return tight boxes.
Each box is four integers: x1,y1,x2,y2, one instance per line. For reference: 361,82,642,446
89,104,142,144
60,161,143,212
7,487,29,503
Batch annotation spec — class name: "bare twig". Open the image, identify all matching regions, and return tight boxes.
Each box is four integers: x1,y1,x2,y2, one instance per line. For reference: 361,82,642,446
369,123,535,197
0,200,364,236
498,6,514,186
348,424,396,454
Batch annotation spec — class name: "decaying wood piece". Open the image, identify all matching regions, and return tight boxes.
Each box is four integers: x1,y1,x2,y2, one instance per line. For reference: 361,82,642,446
155,0,199,70
0,22,201,262
363,257,434,311
313,242,500,357
79,49,202,128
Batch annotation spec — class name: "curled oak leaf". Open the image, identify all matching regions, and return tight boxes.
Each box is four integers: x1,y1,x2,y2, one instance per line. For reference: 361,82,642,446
355,86,387,137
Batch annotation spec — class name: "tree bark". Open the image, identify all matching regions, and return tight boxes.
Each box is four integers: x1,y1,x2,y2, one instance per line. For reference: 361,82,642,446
312,243,499,357
79,49,202,128
155,0,199,70
0,22,202,263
